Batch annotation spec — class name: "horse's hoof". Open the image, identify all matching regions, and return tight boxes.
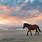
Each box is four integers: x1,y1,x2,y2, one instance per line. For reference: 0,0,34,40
31,34,32,36
27,34,28,36
38,34,39,35
26,35,28,36
35,34,36,35
38,32,39,35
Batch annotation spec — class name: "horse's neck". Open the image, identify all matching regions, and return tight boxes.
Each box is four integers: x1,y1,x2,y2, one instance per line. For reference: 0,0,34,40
28,24,31,26
26,24,31,28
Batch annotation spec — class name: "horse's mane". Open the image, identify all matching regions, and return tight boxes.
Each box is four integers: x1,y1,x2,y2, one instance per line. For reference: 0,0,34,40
24,23,37,26
24,23,31,26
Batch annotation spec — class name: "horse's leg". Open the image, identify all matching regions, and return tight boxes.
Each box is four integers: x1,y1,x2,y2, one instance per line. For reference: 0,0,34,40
35,29,37,35
36,29,39,35
37,30,39,35
30,30,32,36
27,30,29,36
38,31,39,35
35,29,39,35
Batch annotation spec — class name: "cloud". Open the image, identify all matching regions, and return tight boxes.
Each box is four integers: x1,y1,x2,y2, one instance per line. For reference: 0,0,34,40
22,14,42,25
0,5,21,15
0,13,42,27
0,6,12,14
0,0,42,27
24,0,33,3
24,0,29,3
0,14,23,26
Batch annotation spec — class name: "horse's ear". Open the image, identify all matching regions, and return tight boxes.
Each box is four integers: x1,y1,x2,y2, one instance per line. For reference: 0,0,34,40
24,23,25,24
24,23,26,24
23,23,25,25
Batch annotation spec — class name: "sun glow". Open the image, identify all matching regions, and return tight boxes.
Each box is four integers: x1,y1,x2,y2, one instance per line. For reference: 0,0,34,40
0,20,10,24
22,20,29,23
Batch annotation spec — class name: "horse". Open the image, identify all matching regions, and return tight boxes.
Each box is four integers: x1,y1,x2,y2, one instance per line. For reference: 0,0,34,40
23,23,41,36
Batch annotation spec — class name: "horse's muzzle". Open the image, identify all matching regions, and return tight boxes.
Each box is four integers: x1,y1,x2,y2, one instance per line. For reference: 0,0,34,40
23,27,25,29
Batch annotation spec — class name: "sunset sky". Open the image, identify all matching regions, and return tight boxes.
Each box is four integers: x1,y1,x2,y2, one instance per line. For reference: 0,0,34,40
0,0,42,29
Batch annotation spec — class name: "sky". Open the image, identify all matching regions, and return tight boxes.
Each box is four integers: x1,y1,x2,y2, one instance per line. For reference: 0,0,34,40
0,0,42,30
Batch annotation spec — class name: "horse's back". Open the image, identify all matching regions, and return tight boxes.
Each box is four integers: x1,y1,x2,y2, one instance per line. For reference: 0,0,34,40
28,24,38,30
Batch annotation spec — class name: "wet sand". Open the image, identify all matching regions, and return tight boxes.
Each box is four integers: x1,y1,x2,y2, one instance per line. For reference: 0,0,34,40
0,30,42,42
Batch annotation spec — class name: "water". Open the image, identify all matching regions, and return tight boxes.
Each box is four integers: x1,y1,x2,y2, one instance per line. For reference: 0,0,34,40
0,30,42,42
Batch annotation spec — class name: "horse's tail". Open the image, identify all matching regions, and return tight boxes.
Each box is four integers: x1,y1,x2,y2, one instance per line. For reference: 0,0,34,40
37,26,41,32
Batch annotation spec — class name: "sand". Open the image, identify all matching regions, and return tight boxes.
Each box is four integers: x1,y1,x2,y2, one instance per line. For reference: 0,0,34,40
0,30,42,42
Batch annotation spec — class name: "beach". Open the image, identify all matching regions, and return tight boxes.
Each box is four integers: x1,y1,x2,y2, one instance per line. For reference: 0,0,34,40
0,30,42,42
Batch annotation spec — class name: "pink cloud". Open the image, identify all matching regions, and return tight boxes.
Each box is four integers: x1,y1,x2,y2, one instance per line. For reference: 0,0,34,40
0,5,21,14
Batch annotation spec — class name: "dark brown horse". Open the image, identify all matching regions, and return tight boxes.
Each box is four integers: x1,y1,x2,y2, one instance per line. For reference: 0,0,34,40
23,23,41,36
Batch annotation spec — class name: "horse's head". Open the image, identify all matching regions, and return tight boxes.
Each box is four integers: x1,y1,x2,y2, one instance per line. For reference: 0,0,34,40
23,23,28,29
23,23,31,29
23,24,25,29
